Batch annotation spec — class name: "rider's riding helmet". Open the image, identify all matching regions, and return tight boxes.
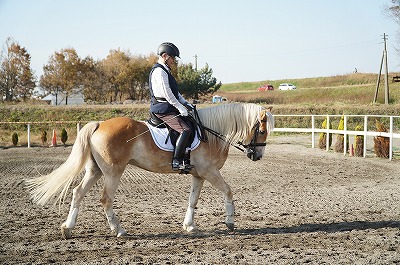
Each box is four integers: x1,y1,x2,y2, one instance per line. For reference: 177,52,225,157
157,42,180,58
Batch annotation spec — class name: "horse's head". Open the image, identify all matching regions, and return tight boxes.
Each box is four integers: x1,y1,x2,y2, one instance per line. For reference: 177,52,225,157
196,103,274,159
244,107,273,161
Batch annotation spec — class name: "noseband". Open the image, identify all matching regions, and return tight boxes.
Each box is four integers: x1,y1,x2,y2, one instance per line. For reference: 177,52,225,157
239,120,267,160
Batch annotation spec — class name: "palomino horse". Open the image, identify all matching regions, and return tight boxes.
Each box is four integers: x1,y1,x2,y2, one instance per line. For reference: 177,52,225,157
26,103,274,239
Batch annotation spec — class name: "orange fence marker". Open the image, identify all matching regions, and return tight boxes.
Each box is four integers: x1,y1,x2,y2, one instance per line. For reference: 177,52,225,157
50,129,57,147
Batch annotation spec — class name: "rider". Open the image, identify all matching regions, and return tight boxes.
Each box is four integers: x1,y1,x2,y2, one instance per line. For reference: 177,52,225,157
149,42,194,171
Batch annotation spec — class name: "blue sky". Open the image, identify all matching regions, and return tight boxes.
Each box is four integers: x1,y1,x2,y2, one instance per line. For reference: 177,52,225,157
0,0,399,84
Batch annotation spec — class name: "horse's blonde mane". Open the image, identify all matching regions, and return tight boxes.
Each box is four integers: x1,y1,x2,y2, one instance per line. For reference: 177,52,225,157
197,103,274,149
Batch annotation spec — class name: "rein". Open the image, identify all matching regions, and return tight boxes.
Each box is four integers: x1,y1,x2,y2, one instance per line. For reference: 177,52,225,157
189,107,267,154
195,119,247,152
126,106,268,156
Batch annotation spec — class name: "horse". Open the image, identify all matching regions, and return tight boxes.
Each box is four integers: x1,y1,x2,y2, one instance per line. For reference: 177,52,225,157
26,103,274,239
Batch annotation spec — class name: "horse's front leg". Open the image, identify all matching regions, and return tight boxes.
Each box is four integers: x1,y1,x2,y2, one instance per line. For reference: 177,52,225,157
200,169,235,231
183,176,204,232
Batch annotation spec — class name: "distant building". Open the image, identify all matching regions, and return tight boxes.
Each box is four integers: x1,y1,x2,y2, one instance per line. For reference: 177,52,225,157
42,91,85,105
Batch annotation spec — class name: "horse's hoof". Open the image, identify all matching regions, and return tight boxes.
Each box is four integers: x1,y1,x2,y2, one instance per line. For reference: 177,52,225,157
60,223,72,239
183,223,198,233
117,230,128,237
225,222,234,231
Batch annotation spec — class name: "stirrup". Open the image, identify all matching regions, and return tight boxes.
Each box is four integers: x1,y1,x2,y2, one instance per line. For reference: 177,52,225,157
172,159,194,171
172,159,181,171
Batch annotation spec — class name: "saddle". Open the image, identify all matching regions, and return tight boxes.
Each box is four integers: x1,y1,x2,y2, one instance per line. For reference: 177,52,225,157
147,111,204,148
148,112,167,128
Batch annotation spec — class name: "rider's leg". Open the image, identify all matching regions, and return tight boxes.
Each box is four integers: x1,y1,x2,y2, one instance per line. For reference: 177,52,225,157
154,113,193,171
172,129,192,170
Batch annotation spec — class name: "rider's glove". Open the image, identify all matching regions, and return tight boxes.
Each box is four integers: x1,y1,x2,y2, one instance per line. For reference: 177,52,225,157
184,102,195,111
177,105,189,116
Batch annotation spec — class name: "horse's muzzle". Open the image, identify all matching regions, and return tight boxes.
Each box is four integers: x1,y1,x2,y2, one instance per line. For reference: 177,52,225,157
247,151,262,161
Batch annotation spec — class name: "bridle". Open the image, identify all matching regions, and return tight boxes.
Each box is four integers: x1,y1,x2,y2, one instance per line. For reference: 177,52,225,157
239,119,268,161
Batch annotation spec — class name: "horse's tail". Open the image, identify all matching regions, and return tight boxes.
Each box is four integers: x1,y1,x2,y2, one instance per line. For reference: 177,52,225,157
26,122,100,206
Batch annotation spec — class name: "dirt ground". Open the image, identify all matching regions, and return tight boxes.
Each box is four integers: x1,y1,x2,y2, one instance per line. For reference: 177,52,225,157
1,135,400,264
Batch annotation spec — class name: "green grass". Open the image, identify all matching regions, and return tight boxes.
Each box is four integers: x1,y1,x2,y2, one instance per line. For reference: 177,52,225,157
221,73,389,90
219,73,400,105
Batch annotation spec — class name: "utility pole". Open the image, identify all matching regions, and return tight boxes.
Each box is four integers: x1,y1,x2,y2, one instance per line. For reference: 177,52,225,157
383,33,389,104
374,33,390,104
194,54,198,71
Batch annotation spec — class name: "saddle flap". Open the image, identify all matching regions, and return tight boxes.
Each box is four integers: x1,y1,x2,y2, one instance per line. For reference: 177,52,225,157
145,122,201,152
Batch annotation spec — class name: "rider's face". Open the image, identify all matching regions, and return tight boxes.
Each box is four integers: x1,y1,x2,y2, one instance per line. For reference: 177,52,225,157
164,54,177,66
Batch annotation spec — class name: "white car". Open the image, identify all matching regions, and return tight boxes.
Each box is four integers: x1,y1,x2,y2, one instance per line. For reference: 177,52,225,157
278,83,297,90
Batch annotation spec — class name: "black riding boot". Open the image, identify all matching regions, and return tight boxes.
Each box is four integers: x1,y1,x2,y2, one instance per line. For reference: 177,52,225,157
172,130,193,171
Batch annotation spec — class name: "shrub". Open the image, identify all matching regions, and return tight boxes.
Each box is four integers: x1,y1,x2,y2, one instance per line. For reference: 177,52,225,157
41,130,47,146
354,125,364,157
334,116,349,153
319,118,332,149
61,128,68,146
12,132,18,146
373,120,390,158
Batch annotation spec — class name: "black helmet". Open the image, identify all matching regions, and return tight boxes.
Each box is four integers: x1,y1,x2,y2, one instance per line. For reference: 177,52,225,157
157,42,180,58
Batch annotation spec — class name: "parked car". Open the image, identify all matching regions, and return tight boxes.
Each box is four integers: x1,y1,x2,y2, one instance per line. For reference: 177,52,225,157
257,84,274,91
278,83,297,90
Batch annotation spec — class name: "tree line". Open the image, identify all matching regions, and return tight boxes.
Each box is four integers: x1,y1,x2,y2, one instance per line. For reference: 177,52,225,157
0,37,221,104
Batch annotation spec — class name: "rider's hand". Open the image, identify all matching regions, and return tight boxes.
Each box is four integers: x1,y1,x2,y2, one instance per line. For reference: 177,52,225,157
180,109,188,116
184,102,195,111
177,105,188,116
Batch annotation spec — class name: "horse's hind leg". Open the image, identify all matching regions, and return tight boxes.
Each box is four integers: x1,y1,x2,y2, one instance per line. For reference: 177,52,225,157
183,176,205,232
101,171,127,237
61,157,102,239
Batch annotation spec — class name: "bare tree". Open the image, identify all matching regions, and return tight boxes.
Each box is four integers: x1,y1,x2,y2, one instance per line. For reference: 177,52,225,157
102,49,131,102
127,54,157,100
0,37,36,102
40,48,82,105
80,56,110,103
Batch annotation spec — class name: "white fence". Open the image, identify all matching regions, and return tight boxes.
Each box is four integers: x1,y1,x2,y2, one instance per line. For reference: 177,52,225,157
2,114,400,160
0,121,83,148
274,114,400,161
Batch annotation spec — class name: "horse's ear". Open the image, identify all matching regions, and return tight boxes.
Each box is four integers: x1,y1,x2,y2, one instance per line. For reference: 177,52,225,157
266,106,273,112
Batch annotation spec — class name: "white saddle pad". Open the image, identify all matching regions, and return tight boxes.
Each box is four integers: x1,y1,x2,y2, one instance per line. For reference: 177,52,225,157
145,122,201,152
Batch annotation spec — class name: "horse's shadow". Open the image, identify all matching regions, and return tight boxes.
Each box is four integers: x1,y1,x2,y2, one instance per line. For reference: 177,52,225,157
234,220,400,235
123,220,400,240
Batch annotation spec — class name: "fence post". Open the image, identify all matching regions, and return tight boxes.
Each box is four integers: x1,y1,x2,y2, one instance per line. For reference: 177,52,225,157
27,123,31,148
363,115,368,158
311,115,315,149
389,116,393,161
343,115,347,156
326,115,330,151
